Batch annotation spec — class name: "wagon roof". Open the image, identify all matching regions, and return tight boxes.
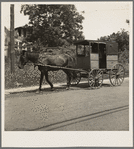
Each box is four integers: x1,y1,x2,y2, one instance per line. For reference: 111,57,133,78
74,40,106,45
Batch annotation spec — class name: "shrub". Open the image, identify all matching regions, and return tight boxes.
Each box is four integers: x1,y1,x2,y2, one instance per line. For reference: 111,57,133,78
118,48,129,73
5,62,66,89
119,48,129,64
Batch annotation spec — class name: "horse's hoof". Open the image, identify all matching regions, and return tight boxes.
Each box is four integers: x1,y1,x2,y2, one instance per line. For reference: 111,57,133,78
66,87,70,90
36,90,41,94
51,88,54,91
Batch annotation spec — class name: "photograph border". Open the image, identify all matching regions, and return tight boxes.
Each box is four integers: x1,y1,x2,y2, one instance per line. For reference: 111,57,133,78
1,0,133,148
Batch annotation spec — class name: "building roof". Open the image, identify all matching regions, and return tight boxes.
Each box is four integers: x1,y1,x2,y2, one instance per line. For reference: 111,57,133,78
15,25,32,30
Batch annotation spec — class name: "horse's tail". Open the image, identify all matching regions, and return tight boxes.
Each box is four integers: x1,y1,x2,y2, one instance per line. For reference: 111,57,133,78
65,53,77,68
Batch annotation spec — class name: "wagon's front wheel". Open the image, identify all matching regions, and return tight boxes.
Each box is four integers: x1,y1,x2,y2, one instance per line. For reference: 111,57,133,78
88,69,103,89
109,63,125,86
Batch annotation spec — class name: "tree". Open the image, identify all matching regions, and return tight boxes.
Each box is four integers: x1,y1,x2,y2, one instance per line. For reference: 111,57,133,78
98,29,129,64
21,4,85,48
115,29,129,51
98,29,129,51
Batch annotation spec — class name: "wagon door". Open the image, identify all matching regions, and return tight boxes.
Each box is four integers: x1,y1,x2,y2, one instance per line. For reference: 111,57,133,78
99,43,106,68
106,42,118,69
90,43,99,69
83,45,90,69
76,45,90,70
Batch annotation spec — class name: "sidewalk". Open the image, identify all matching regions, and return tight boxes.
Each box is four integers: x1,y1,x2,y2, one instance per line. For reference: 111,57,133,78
5,82,66,94
5,78,129,94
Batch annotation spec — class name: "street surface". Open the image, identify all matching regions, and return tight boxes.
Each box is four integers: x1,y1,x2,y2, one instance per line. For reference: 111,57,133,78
5,78,129,131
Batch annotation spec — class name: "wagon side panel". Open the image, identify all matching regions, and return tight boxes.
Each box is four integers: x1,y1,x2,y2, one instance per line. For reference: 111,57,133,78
90,53,99,69
76,56,91,69
107,55,118,69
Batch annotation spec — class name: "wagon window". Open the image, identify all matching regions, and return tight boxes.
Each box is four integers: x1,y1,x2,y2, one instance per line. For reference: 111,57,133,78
77,45,85,56
91,43,98,53
85,45,90,56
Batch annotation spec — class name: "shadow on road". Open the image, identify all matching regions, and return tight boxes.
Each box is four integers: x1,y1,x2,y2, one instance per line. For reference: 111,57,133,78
71,82,112,88
11,83,112,95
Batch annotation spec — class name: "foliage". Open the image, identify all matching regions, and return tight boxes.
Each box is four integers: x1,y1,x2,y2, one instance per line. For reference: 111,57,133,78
119,48,129,64
5,62,67,89
98,29,129,66
98,29,129,51
21,4,85,48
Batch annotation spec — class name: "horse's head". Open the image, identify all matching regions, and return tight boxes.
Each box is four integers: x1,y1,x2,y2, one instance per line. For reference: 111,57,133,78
18,50,28,69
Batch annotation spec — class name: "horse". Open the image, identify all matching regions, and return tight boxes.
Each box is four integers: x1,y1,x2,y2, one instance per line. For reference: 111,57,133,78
18,50,77,93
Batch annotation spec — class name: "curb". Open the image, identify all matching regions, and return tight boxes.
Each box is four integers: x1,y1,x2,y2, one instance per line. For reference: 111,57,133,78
5,83,66,95
5,78,129,95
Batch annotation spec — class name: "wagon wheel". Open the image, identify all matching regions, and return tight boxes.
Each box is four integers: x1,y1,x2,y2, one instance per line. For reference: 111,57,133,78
88,69,103,89
71,72,81,85
109,63,125,86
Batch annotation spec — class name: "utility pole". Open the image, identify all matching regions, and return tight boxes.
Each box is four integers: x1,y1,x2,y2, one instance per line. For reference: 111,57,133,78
10,4,15,74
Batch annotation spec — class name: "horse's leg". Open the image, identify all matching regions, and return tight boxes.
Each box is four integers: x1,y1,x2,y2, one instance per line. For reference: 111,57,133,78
44,71,54,91
39,72,44,91
63,70,71,90
36,71,44,93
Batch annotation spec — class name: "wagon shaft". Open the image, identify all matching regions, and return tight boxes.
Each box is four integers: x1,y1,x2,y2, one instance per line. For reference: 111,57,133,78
37,63,89,73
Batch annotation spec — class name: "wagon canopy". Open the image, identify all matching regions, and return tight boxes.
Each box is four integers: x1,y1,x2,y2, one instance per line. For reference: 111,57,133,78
74,40,118,55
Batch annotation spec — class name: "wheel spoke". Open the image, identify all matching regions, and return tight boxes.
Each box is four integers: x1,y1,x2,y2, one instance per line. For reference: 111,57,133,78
118,77,123,83
116,79,119,85
110,75,116,80
117,69,124,75
117,78,122,85
115,79,118,85
96,72,103,78
112,79,116,85
111,76,116,85
89,80,95,87
119,75,124,80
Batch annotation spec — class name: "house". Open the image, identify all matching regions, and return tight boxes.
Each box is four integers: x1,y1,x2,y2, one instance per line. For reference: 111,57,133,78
4,26,24,57
14,26,27,50
14,26,33,51
4,25,33,57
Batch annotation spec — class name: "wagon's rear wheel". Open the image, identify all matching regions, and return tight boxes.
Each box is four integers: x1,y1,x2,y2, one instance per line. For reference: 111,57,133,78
71,72,81,85
88,69,103,89
109,63,125,86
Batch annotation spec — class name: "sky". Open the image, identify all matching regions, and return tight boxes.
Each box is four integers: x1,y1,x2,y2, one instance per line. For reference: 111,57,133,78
2,2,131,40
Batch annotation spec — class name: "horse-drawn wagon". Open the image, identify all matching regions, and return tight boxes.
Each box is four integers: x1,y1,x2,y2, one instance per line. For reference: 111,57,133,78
18,40,125,92
72,40,125,88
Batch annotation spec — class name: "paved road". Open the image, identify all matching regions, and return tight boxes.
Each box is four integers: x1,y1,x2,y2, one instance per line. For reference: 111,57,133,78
5,78,129,131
